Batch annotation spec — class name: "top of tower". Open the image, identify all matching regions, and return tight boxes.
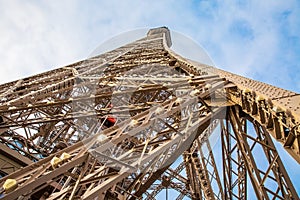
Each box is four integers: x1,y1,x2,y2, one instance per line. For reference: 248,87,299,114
147,26,172,47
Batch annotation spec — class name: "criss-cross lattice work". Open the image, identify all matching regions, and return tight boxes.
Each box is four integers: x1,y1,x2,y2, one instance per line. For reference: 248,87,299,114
0,27,299,200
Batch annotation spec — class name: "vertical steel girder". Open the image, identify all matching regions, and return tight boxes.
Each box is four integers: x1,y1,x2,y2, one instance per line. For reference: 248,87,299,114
0,27,299,199
221,116,247,200
224,106,298,199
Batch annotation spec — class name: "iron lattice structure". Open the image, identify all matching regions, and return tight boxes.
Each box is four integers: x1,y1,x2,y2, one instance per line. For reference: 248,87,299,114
0,27,299,200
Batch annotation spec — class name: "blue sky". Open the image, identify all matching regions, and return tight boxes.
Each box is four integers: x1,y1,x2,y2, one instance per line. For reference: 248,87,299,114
0,0,299,197
0,0,299,92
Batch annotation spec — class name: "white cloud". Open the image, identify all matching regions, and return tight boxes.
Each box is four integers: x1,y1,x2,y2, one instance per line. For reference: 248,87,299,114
0,1,94,83
0,0,299,93
0,0,194,83
200,0,300,91
0,0,299,194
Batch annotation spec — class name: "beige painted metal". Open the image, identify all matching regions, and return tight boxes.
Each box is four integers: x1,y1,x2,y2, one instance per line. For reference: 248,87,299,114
0,27,298,199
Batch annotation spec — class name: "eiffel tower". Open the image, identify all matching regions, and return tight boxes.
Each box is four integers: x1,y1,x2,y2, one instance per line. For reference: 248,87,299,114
0,27,299,200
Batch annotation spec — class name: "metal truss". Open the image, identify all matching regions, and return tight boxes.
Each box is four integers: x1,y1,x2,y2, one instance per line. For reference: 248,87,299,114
0,27,299,199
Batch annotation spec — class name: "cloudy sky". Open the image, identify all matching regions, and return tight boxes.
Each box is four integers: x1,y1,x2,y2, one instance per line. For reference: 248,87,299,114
0,0,299,194
0,0,299,92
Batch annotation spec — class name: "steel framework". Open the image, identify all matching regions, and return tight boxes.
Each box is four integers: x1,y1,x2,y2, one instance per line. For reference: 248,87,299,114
0,27,299,199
